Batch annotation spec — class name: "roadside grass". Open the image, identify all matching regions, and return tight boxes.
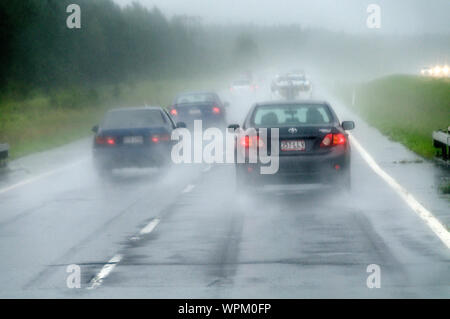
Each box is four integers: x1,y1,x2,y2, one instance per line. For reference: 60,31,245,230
335,75,450,159
0,76,226,160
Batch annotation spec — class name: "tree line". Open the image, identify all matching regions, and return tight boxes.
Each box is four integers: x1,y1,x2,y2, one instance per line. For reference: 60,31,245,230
0,0,219,96
1,0,448,98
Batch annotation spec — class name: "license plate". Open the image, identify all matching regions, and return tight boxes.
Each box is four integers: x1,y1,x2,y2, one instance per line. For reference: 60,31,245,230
189,109,202,115
123,136,143,144
281,140,305,151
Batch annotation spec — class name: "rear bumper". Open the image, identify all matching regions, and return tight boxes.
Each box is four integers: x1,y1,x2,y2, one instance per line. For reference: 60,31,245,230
93,145,171,168
237,147,350,184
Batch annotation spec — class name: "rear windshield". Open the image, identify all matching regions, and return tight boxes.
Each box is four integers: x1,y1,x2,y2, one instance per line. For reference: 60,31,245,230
251,104,333,127
102,109,165,129
175,93,216,104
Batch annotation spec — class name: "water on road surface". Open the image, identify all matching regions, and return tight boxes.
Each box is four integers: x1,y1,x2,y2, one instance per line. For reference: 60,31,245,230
0,83,448,298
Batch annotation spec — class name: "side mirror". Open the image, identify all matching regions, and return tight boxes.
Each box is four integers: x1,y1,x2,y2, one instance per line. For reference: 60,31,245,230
92,125,99,133
223,101,230,107
342,121,355,131
176,122,187,128
228,124,240,130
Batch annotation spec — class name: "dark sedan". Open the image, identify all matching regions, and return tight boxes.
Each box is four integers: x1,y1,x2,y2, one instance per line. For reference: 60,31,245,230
230,101,355,189
168,91,228,128
92,106,183,175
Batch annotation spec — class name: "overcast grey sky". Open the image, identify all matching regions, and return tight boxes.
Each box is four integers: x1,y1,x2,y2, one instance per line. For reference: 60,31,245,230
113,0,450,34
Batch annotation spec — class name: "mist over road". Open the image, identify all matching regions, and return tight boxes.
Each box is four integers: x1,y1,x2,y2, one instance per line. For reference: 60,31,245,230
0,82,448,298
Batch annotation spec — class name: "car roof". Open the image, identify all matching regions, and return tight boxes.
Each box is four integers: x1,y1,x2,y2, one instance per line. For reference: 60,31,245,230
255,100,329,107
107,106,163,112
175,91,217,96
243,100,338,128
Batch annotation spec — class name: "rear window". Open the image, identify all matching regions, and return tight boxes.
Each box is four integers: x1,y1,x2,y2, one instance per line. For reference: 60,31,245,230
175,93,216,104
251,104,333,127
102,109,165,129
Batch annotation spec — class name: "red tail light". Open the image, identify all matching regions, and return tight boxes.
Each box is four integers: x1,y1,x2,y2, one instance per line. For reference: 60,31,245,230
95,136,115,145
212,106,221,114
320,133,346,147
333,133,346,145
151,134,170,143
170,109,177,116
151,136,159,143
240,135,264,148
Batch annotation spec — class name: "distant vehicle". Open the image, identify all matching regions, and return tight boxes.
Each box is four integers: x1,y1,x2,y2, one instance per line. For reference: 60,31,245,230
230,101,354,190
420,66,434,76
0,143,9,167
271,73,312,100
168,91,228,128
229,79,258,95
421,65,449,77
92,106,184,175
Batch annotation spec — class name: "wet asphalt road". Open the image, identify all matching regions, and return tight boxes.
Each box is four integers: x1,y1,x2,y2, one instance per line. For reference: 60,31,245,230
0,85,449,298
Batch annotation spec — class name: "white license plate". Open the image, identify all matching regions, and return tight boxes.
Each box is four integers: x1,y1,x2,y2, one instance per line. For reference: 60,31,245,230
189,109,202,115
123,136,143,144
281,140,305,151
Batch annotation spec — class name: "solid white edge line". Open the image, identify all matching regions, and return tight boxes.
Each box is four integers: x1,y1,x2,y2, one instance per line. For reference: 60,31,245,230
139,218,160,235
182,184,195,193
0,157,88,195
349,133,450,249
87,254,123,290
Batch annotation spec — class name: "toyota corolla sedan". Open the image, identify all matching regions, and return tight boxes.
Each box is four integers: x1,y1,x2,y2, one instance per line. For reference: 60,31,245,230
92,106,184,176
230,101,355,189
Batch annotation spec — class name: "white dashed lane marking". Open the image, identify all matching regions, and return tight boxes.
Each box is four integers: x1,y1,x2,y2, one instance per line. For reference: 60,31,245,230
182,184,195,193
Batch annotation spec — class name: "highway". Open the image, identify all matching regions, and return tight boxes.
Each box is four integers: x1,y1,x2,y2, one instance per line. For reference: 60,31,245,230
0,84,448,298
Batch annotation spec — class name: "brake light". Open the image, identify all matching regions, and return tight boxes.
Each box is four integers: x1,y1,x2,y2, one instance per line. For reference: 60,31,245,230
151,134,170,143
151,136,159,143
333,133,346,145
240,136,251,148
212,106,221,114
96,136,115,145
320,133,346,147
170,109,177,116
240,136,264,148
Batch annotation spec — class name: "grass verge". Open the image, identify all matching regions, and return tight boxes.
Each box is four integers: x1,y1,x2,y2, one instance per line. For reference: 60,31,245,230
0,76,225,160
335,75,450,159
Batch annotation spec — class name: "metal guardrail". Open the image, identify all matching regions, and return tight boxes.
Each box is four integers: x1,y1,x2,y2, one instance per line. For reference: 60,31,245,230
0,143,9,158
432,127,450,161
